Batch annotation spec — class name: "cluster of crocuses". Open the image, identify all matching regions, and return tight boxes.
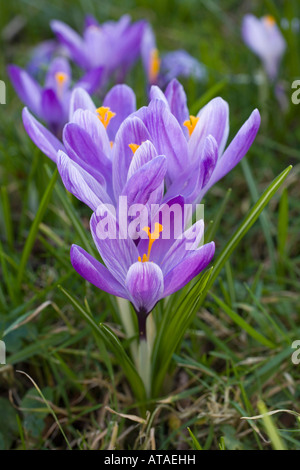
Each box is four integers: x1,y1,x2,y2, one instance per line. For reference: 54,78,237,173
8,14,205,137
9,14,261,340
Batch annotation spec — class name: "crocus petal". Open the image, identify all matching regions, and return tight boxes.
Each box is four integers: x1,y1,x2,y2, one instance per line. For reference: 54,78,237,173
63,120,112,188
127,140,158,179
22,107,64,163
40,88,65,130
103,84,137,141
57,150,111,211
125,261,164,313
189,97,229,161
70,244,128,298
51,20,89,70
44,57,71,90
77,66,104,94
138,196,186,265
90,208,139,285
7,65,42,116
121,155,167,207
163,242,215,297
70,108,112,157
141,23,157,83
160,220,204,274
149,86,169,106
160,50,207,85
69,87,96,119
202,108,261,196
141,99,188,184
164,79,189,133
112,116,151,200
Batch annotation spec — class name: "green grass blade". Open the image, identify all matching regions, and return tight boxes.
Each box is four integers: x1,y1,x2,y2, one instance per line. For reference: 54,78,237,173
59,286,147,405
211,293,276,349
17,168,58,288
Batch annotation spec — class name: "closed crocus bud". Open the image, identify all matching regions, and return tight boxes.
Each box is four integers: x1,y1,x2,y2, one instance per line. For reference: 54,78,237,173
242,14,286,81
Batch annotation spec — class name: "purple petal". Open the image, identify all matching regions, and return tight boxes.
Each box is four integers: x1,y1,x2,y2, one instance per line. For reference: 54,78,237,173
164,79,189,133
44,57,71,90
22,107,64,163
40,88,65,130
57,150,111,211
163,242,215,297
70,108,112,157
76,66,104,94
138,196,186,265
103,84,136,141
125,261,164,313
149,85,169,105
90,208,139,285
71,244,128,298
63,121,112,188
8,65,42,116
160,220,204,274
51,20,89,70
121,155,167,207
202,108,261,197
112,116,151,200
160,50,207,85
127,140,158,179
141,23,157,83
189,97,229,162
141,99,188,184
69,87,96,119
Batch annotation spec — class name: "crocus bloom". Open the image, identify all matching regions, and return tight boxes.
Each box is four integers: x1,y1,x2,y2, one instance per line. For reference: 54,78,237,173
130,79,261,206
8,56,103,136
22,83,136,164
141,23,206,87
70,201,215,338
51,15,146,82
242,14,286,80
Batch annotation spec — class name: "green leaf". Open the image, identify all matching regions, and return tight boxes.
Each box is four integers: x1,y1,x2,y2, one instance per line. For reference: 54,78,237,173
200,165,292,298
59,286,147,406
151,268,213,397
187,427,203,450
17,168,58,288
211,293,276,349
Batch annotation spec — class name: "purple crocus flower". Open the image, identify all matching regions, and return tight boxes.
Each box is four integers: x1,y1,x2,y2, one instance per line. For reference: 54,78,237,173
70,201,215,339
21,83,136,163
242,14,286,81
141,23,206,87
130,79,261,206
51,15,146,82
8,56,103,136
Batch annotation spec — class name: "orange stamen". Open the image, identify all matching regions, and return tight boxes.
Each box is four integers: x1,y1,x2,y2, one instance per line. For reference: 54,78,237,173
149,48,160,84
96,106,116,129
183,115,200,137
128,143,140,155
55,72,68,97
264,15,276,27
138,223,163,263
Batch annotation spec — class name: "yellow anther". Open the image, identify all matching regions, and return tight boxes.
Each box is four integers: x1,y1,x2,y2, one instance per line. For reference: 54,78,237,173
55,72,68,97
183,115,200,137
110,141,114,149
264,15,276,27
96,106,116,129
149,48,160,84
128,143,140,155
138,223,163,263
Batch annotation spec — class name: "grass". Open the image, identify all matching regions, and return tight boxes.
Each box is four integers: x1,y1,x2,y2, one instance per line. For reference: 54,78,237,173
0,0,300,450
